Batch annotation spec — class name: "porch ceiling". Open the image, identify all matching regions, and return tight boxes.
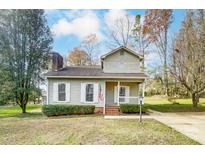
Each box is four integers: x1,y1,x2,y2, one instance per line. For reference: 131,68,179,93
105,79,145,83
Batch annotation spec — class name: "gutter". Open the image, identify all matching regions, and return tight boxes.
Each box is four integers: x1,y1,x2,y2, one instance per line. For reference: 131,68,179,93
45,75,148,79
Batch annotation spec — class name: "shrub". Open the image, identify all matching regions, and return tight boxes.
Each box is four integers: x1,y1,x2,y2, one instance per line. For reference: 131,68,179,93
120,104,147,113
42,104,95,117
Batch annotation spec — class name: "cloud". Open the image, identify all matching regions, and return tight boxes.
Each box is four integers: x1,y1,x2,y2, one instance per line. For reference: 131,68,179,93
104,10,127,25
51,10,104,41
104,10,135,28
103,10,136,48
65,9,82,19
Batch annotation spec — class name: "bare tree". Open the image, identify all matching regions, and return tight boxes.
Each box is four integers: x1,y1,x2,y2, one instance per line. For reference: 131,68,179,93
106,14,135,49
132,15,151,69
81,34,99,65
144,9,174,95
170,10,205,109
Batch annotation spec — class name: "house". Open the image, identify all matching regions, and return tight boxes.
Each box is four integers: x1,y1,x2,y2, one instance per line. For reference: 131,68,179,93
44,46,148,115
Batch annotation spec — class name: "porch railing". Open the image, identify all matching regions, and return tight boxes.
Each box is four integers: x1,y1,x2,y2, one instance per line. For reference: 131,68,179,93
118,96,144,105
118,96,144,122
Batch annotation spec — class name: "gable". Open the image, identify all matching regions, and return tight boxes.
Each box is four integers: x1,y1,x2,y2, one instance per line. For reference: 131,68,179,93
101,47,142,73
103,48,141,62
101,46,143,61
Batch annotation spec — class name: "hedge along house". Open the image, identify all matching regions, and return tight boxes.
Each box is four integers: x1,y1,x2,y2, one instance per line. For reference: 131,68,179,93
44,46,148,115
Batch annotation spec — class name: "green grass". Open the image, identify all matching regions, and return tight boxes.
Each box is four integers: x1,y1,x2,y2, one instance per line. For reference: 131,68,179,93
144,96,205,112
0,104,199,145
0,104,42,118
0,116,199,145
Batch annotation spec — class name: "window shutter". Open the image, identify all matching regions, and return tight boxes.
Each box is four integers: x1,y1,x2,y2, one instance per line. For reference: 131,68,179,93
94,83,99,103
66,83,70,102
53,82,58,102
114,86,117,103
80,83,85,102
125,86,130,103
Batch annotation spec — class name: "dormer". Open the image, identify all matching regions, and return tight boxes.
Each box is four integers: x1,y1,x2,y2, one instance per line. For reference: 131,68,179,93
101,46,143,73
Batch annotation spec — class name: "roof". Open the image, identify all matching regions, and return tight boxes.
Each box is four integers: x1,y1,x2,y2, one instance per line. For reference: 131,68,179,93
101,46,143,60
44,66,149,79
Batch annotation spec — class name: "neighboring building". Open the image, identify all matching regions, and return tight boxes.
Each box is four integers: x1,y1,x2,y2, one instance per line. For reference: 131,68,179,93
44,46,148,114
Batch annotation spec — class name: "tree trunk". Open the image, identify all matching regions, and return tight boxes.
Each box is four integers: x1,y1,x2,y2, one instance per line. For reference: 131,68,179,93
19,93,29,113
192,93,199,110
20,103,27,113
164,29,169,96
142,49,145,71
164,62,168,96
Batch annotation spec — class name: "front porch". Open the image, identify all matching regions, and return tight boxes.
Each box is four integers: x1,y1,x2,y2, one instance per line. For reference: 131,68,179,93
103,80,145,115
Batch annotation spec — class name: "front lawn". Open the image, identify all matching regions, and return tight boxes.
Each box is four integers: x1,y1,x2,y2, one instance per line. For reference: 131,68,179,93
0,104,42,118
144,96,205,112
0,105,199,145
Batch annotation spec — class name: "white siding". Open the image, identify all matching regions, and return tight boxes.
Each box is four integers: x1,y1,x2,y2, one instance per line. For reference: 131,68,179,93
48,79,105,107
103,48,141,73
53,82,58,102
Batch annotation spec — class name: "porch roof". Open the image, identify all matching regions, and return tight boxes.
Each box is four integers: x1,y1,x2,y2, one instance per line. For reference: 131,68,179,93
44,66,148,79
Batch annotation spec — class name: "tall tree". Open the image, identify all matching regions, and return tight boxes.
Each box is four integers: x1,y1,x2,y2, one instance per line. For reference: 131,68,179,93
132,14,151,70
144,9,173,95
0,64,14,105
67,47,89,66
170,10,205,109
81,34,99,65
0,10,53,113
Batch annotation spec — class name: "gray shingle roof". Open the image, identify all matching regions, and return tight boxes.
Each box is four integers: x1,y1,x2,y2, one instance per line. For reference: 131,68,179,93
44,66,148,79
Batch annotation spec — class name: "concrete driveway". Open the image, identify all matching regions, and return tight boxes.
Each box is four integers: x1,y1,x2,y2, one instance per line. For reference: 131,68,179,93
150,111,205,144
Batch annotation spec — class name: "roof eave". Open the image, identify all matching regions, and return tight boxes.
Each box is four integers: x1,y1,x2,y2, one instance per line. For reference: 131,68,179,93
100,46,143,60
45,75,149,79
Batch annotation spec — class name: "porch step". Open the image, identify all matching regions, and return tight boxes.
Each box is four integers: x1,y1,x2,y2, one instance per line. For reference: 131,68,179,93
105,106,120,115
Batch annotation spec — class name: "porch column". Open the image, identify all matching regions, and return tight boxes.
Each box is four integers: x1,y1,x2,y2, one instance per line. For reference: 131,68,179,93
103,82,106,115
46,79,49,105
142,81,145,104
117,81,120,106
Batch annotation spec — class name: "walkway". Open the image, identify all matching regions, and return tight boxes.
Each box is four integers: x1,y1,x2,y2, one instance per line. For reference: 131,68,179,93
149,110,205,144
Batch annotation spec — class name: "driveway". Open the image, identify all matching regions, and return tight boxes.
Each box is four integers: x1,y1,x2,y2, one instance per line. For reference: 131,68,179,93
150,111,205,144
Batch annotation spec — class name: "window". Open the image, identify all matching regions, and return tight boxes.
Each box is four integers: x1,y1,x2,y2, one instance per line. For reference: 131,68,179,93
58,83,66,101
120,50,124,55
119,87,126,102
86,84,94,102
114,86,129,103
